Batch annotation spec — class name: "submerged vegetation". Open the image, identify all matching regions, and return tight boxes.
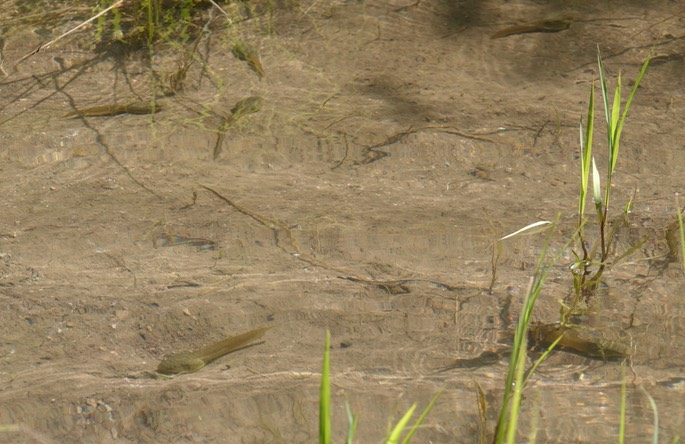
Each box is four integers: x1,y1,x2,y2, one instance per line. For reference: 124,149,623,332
491,49,658,442
3,1,681,441
11,0,271,91
566,48,652,318
92,0,272,47
313,43,675,441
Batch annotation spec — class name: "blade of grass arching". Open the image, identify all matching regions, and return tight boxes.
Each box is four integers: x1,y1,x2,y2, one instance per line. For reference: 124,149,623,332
640,385,660,444
499,221,552,241
320,330,331,444
385,403,417,444
401,390,443,444
344,398,358,444
496,217,580,443
523,334,564,386
495,235,554,443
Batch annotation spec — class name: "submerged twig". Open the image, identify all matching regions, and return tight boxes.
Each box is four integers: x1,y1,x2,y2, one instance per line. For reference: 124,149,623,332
16,0,125,66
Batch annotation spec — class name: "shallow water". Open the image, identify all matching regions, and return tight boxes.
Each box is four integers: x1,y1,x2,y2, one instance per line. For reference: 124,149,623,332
1,0,685,442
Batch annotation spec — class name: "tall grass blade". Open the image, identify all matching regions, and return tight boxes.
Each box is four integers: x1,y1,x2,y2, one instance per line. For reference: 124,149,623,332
319,330,331,444
597,49,651,210
579,82,595,218
505,326,529,444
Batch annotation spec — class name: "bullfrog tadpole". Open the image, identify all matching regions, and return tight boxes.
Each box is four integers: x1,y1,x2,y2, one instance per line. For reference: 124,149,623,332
156,327,269,375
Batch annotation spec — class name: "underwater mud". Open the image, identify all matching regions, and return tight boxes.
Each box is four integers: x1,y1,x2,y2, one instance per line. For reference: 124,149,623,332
1,0,685,442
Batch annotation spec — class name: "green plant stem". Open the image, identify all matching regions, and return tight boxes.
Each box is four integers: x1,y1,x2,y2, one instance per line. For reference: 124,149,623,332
572,49,651,307
319,330,331,444
619,375,627,444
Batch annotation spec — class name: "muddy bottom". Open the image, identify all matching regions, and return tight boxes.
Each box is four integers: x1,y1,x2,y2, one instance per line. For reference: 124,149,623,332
1,0,685,442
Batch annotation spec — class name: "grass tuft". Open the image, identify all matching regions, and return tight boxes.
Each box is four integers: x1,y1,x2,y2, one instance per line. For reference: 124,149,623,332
495,48,653,442
494,216,577,443
568,48,652,314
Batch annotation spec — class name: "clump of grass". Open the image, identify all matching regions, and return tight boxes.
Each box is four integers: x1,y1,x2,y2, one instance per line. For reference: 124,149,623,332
494,49,653,442
94,0,199,46
318,330,441,443
568,48,651,314
493,217,571,443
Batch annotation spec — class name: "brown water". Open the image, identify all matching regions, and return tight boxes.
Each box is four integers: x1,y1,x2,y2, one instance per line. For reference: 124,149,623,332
1,0,684,442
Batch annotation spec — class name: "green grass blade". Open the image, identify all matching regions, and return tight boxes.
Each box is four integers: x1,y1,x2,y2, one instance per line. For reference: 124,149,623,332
386,403,417,444
579,121,588,217
579,81,595,218
606,51,650,210
640,386,660,444
597,48,613,153
592,157,602,207
320,330,331,444
401,390,443,444
505,329,529,444
610,70,622,154
523,334,564,387
607,69,622,198
344,398,358,444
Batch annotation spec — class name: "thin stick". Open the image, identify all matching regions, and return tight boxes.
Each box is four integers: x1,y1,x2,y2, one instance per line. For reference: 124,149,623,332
208,0,232,24
16,0,125,65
